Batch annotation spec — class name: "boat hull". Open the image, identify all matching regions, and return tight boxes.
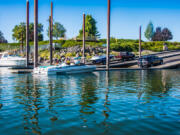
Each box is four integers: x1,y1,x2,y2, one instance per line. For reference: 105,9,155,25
0,59,26,67
34,65,96,75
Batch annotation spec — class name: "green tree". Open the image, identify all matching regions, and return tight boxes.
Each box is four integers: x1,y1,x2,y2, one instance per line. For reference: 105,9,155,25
78,14,100,40
29,23,44,41
0,30,8,43
47,22,66,40
12,22,44,48
12,22,26,50
152,27,173,41
145,21,154,41
161,28,173,41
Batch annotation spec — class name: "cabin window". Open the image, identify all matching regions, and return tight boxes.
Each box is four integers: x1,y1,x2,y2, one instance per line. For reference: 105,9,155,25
3,54,8,57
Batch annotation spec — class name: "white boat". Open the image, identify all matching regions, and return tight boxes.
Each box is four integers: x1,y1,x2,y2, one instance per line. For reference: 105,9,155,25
33,63,96,75
0,52,26,67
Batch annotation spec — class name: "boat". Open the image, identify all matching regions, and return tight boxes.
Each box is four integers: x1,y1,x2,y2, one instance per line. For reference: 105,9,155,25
0,52,26,67
33,63,96,75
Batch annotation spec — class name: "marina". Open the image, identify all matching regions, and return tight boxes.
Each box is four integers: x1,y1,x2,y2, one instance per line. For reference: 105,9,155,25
4,50,180,74
0,0,180,134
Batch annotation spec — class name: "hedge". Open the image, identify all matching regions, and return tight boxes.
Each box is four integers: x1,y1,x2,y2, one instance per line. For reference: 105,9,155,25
1,39,180,52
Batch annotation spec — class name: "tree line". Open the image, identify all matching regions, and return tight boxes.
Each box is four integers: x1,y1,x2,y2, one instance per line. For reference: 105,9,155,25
10,14,100,48
0,30,8,43
145,22,173,41
0,16,174,47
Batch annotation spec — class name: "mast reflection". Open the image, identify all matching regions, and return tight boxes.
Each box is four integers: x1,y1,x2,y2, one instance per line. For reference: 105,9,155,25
47,79,58,122
102,71,110,130
31,76,41,135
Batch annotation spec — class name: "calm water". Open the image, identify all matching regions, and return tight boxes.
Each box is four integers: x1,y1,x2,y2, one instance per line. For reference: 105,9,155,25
0,69,180,135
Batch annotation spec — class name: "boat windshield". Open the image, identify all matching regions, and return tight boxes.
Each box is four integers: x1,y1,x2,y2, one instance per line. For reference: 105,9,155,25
3,54,8,58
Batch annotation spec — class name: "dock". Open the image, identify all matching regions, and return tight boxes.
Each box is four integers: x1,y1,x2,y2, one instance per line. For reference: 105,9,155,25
7,66,33,74
3,50,180,74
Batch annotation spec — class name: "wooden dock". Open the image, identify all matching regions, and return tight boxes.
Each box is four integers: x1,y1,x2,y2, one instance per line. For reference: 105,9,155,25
8,66,33,74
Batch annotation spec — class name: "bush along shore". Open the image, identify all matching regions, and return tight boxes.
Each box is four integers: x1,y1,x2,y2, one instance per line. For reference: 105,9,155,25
0,39,180,64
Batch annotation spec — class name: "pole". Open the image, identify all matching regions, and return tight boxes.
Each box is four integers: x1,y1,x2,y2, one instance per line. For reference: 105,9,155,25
26,0,29,67
106,0,111,70
49,2,53,65
50,1,53,65
139,26,142,58
83,13,86,64
34,0,38,68
51,2,53,30
49,16,53,65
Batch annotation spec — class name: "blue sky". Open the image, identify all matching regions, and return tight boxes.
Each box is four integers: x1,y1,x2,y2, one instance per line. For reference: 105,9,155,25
0,0,180,43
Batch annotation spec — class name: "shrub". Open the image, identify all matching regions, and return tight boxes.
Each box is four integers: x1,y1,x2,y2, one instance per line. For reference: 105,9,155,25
65,52,76,58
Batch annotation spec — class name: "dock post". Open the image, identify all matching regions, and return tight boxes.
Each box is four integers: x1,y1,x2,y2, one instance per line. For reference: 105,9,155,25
26,0,29,67
50,1,53,65
139,26,142,58
83,13,86,64
106,0,111,70
34,0,38,68
51,1,53,30
49,16,53,65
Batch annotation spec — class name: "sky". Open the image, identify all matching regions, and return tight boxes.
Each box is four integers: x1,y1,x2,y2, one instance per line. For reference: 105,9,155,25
0,0,180,43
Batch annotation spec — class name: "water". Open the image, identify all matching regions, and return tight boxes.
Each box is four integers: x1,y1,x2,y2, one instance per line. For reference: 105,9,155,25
0,69,180,135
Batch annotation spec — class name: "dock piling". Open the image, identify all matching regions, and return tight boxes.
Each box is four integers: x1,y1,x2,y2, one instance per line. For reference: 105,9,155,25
106,0,111,70
34,0,38,68
26,0,29,67
83,13,86,64
139,26,142,58
50,1,53,65
49,16,53,65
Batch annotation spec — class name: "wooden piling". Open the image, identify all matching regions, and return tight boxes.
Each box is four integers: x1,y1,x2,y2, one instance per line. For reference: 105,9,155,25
83,13,86,64
34,0,38,68
106,0,111,70
50,1,53,65
49,16,53,65
139,26,142,58
26,0,29,67
51,2,53,29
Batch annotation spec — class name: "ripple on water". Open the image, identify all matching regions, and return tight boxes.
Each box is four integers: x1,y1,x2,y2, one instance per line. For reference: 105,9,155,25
0,70,180,134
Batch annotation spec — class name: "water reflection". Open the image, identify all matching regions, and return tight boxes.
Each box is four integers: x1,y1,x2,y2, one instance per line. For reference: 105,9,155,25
140,70,173,101
137,70,146,100
0,76,2,110
79,73,98,115
102,71,110,130
47,79,58,123
31,77,41,135
13,75,42,135
0,70,179,134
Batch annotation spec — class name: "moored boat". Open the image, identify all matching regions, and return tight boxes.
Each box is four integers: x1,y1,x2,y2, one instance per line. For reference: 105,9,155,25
0,52,26,67
33,63,96,75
